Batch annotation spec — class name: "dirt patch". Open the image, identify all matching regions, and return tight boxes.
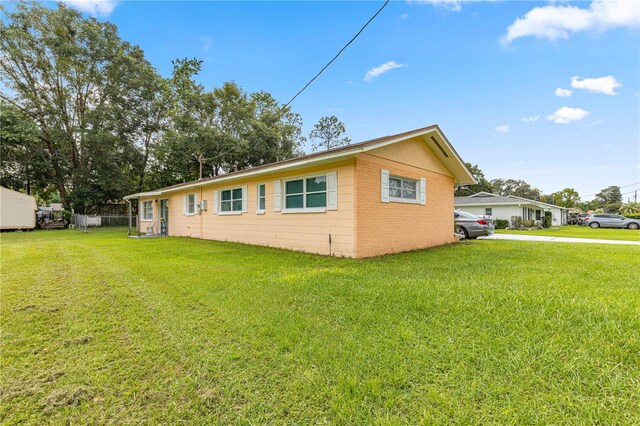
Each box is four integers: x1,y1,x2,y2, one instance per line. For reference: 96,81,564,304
43,370,66,383
13,304,38,311
63,335,93,347
42,386,95,411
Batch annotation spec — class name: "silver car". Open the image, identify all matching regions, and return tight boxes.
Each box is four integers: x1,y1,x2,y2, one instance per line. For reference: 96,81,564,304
583,214,640,229
454,210,495,239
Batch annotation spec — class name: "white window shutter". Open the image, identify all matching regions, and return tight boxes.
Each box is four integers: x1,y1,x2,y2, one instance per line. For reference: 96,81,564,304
381,169,390,203
274,180,281,212
194,193,199,213
212,190,218,214
242,185,248,213
420,177,427,205
327,172,338,210
182,195,186,215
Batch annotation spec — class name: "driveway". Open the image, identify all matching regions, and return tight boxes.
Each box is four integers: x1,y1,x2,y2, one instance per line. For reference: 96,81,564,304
480,233,640,246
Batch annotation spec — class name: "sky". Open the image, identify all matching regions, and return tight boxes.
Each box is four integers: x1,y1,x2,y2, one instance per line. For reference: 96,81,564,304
48,0,640,200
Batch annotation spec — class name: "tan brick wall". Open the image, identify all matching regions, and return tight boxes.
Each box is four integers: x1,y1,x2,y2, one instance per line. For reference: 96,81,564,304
139,160,356,257
354,152,455,258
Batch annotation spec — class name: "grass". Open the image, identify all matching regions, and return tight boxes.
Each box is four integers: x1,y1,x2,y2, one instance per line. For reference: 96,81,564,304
2,229,639,424
496,225,640,241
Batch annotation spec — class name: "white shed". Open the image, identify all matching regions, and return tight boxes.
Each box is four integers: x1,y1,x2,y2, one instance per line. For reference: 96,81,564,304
1,187,37,230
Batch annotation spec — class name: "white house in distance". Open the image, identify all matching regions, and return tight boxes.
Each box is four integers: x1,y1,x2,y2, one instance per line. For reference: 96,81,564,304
454,192,568,226
0,186,38,230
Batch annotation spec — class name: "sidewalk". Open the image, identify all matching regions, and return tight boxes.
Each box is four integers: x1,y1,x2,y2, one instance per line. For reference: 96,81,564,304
480,233,640,246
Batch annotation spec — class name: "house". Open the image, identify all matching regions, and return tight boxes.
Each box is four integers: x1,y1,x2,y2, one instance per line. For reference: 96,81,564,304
124,125,476,258
454,192,568,226
0,187,38,230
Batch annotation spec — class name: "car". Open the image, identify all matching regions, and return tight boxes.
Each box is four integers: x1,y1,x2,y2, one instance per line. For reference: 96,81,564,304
454,210,495,239
582,214,640,229
576,213,590,225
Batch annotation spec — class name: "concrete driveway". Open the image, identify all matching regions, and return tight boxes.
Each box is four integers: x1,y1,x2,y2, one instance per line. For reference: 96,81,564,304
480,233,640,246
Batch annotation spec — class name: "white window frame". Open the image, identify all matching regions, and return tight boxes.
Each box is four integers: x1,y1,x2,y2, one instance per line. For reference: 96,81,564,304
185,193,196,216
141,200,153,221
388,175,420,204
485,207,492,216
256,183,266,214
283,173,327,214
218,186,244,216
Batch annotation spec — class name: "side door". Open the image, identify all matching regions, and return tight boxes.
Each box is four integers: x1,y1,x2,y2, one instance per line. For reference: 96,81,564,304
610,215,626,228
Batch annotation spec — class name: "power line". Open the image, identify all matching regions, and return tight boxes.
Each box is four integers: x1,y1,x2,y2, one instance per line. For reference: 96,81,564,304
281,0,390,110
579,181,640,199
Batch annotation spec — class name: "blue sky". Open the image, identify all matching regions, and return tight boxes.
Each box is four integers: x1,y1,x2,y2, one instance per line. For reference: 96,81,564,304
55,1,640,200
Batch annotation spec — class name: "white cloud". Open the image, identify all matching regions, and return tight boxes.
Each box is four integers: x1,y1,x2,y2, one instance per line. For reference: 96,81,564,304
200,36,213,53
522,115,540,123
401,13,410,19
495,124,510,134
546,106,589,124
412,0,465,12
63,0,119,17
555,87,573,97
502,0,640,44
364,61,406,82
571,75,621,95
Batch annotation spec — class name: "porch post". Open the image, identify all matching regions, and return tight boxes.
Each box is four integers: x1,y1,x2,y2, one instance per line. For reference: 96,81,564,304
127,200,132,236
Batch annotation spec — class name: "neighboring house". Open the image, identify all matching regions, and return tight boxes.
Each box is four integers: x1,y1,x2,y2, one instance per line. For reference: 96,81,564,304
124,125,476,258
0,187,37,230
454,192,568,226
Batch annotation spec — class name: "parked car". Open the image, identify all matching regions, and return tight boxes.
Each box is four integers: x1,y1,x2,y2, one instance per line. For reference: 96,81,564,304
576,213,590,225
582,214,640,229
454,210,494,239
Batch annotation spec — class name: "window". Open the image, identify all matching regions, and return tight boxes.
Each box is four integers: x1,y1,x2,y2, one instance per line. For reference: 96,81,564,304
389,176,417,201
485,208,492,216
186,193,196,215
536,210,541,220
220,188,243,212
142,201,153,221
285,175,326,210
257,184,266,212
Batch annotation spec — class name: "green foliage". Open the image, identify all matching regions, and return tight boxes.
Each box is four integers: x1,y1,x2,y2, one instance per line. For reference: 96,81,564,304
543,211,552,228
510,216,523,229
595,186,623,206
496,225,640,241
491,178,542,200
624,213,640,220
454,163,493,196
494,219,509,229
522,219,536,228
309,115,351,152
550,188,581,208
619,203,640,215
2,230,639,423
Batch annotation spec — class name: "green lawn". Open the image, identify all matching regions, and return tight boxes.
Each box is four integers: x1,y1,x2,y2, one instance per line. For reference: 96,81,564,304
496,225,640,241
2,230,639,424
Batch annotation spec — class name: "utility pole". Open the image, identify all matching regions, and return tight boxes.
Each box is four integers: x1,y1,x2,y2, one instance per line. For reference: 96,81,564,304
198,155,204,180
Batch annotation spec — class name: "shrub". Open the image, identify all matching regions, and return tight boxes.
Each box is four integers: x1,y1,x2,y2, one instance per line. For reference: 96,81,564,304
624,213,640,220
494,219,509,229
543,211,552,228
510,216,523,229
523,220,536,228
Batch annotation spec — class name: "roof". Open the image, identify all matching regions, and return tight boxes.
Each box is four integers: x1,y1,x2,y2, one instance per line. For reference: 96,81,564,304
125,124,476,199
455,193,567,210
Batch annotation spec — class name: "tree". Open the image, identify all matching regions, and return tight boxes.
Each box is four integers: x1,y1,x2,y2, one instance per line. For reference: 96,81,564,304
620,203,640,214
454,163,494,196
594,186,622,205
0,1,164,211
148,59,305,188
490,178,542,200
550,188,580,208
309,116,350,152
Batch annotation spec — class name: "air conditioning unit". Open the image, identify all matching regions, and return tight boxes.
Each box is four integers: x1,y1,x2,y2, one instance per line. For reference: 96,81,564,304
199,200,208,212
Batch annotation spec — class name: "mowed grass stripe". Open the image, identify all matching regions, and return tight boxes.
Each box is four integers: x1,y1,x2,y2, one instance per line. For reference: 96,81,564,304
1,230,639,424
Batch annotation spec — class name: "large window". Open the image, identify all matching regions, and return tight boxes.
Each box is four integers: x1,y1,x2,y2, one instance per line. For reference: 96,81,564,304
186,193,196,215
485,208,493,216
221,188,243,212
142,201,153,220
285,175,326,210
389,176,417,201
257,184,266,212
